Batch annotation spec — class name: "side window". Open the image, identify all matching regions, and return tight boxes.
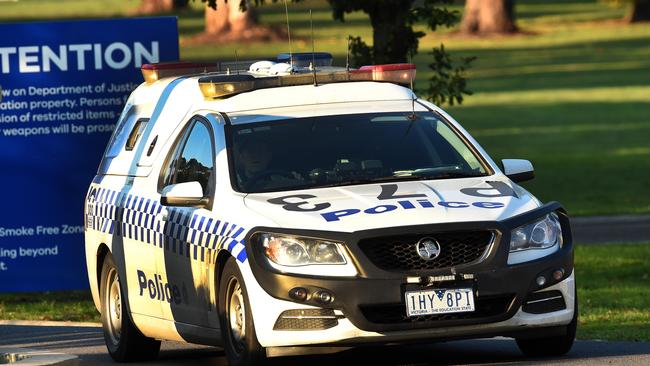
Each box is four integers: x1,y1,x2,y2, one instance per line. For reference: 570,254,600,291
161,119,215,195
125,119,149,151
104,107,138,158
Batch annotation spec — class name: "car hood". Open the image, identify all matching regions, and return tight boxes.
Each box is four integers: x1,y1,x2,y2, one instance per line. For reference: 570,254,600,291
243,176,541,232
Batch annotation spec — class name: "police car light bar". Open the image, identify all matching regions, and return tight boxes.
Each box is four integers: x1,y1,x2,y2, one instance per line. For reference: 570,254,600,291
356,63,416,84
198,63,417,99
141,62,220,84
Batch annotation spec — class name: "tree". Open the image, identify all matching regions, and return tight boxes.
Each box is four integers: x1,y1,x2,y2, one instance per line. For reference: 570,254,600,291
327,1,457,65
604,0,650,22
204,0,256,38
461,0,517,34
327,0,473,105
630,0,650,22
196,0,283,42
203,0,474,105
138,0,188,14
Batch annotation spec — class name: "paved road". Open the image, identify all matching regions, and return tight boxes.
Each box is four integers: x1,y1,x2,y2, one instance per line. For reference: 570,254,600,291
1,323,649,366
571,215,650,244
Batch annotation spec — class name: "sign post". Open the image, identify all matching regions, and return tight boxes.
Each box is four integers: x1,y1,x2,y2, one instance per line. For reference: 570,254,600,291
0,17,179,292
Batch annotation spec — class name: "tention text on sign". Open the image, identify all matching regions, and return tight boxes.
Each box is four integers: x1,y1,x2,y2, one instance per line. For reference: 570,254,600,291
0,42,160,73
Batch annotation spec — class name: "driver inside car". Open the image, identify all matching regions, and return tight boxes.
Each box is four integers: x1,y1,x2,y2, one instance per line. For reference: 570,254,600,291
235,138,302,191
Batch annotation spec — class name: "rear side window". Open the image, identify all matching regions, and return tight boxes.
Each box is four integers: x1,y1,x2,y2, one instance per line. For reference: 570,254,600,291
125,119,149,151
161,119,215,195
104,108,138,159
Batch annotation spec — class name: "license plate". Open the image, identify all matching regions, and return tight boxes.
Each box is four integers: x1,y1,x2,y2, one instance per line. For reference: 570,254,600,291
405,288,475,317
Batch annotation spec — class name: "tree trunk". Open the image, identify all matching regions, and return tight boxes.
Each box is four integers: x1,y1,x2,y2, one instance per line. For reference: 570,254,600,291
138,0,187,14
630,0,650,22
204,0,257,35
368,3,414,64
461,0,517,34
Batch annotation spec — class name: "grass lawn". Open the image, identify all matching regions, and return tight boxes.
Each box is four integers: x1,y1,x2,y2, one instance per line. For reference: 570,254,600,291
1,243,649,342
575,243,650,341
0,290,99,323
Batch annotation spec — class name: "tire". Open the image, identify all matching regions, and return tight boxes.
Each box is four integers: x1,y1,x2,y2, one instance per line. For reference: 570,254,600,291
219,257,266,366
516,291,578,357
100,253,161,362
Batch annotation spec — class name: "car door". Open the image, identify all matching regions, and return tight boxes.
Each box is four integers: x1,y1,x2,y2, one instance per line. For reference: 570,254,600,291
155,115,220,329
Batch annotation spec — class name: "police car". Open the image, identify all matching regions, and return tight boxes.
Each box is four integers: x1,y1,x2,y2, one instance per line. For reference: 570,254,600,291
84,52,576,366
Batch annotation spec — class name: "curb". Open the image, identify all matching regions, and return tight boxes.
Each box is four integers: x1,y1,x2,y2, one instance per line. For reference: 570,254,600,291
571,214,650,225
0,320,101,328
0,348,78,366
570,214,650,245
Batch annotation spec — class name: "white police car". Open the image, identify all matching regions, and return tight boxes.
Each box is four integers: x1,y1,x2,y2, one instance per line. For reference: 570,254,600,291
84,53,576,366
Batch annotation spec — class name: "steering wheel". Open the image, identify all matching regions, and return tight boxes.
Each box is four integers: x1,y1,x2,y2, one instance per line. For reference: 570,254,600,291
245,169,297,188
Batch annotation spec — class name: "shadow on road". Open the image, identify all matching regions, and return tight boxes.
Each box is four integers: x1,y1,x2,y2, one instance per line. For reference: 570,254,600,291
1,324,649,366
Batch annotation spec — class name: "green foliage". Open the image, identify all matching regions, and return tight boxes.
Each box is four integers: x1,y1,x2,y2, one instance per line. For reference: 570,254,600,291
425,45,476,106
347,36,372,68
328,0,473,106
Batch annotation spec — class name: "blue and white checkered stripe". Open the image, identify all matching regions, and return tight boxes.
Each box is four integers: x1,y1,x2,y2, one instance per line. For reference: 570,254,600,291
87,187,247,263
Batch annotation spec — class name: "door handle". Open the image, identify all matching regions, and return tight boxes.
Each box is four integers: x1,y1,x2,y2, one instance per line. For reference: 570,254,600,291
156,211,168,222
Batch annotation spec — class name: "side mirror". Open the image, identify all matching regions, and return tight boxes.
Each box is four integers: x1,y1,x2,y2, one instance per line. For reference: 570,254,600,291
502,159,535,183
161,181,209,208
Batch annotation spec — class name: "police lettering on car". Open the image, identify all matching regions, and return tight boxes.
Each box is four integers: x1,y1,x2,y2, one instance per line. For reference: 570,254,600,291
84,55,576,366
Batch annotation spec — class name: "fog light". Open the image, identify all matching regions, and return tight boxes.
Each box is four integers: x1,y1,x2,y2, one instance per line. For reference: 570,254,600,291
289,287,309,302
315,291,333,304
553,268,565,281
536,276,547,287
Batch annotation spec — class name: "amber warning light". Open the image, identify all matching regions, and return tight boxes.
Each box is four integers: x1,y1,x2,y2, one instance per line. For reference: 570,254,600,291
141,62,219,84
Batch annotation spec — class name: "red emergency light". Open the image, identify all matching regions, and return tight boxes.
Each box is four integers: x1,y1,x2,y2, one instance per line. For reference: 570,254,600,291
354,63,417,84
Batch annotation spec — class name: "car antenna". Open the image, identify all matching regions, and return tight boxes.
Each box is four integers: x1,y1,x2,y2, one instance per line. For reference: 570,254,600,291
283,0,293,68
310,9,318,86
234,49,240,75
346,35,351,79
408,54,418,121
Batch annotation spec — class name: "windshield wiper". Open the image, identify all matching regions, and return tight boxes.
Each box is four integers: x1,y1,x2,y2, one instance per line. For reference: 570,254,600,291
418,171,487,179
315,171,486,189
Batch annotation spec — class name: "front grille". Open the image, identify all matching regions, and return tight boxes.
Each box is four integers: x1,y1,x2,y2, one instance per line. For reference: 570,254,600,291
273,309,339,330
360,294,515,325
358,230,494,272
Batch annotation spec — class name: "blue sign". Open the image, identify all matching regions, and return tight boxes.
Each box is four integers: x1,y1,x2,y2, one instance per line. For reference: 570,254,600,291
0,18,179,292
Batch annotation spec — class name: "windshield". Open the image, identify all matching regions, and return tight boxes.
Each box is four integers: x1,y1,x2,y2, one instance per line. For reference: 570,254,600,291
227,112,489,193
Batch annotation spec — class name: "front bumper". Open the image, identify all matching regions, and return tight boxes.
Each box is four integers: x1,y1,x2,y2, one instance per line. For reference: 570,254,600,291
244,203,575,347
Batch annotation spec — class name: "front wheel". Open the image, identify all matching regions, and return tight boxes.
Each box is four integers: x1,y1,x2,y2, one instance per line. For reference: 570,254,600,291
219,257,266,366
100,253,161,362
516,292,578,357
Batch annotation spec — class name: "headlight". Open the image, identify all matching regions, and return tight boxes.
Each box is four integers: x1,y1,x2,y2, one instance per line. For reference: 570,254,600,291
261,233,346,266
508,213,563,265
256,233,357,276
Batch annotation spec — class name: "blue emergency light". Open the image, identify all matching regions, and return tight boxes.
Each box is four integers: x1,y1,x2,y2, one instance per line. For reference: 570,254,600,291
277,52,333,68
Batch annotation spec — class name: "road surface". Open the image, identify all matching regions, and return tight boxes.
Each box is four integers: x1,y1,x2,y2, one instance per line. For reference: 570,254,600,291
571,215,650,244
1,323,649,366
